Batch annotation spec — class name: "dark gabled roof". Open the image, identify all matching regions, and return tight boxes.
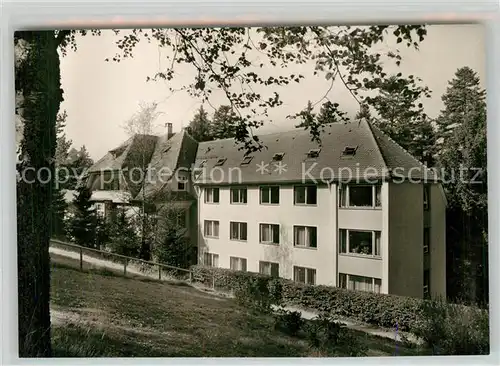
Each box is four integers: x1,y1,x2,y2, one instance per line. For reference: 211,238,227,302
136,129,199,200
192,119,436,185
88,134,158,173
368,123,438,181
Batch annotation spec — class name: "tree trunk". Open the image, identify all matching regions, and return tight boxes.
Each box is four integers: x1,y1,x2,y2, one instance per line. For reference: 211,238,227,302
16,31,62,357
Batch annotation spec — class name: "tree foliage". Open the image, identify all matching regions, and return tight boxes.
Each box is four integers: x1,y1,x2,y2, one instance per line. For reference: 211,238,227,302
436,67,488,304
210,105,240,139
97,25,428,153
186,105,212,142
16,24,429,356
366,75,435,164
68,185,99,248
153,204,195,268
107,209,141,258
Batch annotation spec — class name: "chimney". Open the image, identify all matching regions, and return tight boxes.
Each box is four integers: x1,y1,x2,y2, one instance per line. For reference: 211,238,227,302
165,122,173,138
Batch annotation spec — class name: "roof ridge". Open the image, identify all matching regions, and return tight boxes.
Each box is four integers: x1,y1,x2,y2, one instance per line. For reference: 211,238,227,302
363,118,390,177
369,121,432,173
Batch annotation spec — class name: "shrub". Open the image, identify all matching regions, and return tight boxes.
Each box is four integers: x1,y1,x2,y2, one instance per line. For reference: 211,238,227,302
305,313,367,357
273,308,304,336
412,298,489,355
191,266,279,312
190,265,490,355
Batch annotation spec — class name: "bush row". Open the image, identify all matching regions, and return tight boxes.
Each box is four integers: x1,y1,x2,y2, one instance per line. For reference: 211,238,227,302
191,265,423,331
190,265,489,345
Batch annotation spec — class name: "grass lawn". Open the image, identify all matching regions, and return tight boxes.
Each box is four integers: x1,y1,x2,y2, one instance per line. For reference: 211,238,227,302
50,253,425,357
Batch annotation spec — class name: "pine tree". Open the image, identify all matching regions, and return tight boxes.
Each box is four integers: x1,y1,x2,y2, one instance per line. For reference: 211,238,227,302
436,66,488,305
436,66,486,155
317,101,348,125
50,188,68,239
153,205,195,268
51,110,72,238
108,209,140,257
65,145,94,190
210,105,239,139
69,185,98,248
368,75,435,163
187,105,213,142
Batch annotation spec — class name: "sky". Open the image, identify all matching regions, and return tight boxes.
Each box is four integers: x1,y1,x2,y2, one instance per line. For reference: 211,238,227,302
59,24,485,160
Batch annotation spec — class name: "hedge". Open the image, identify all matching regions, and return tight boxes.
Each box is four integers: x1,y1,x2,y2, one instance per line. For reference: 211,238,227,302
191,265,489,353
191,265,426,332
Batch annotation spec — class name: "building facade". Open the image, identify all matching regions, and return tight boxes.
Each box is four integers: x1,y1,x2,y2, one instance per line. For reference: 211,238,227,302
193,120,446,299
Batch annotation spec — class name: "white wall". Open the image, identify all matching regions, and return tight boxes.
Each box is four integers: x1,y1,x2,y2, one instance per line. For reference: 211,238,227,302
198,182,388,287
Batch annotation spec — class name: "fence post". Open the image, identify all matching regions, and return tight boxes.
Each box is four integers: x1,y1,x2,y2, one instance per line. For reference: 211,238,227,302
124,259,127,276
79,248,83,271
158,265,162,280
189,271,193,283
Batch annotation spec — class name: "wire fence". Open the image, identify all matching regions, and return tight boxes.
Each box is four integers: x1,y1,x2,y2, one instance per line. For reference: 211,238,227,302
49,239,200,284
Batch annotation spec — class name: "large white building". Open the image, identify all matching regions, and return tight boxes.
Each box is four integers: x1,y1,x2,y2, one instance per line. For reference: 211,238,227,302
192,119,446,299
87,118,447,299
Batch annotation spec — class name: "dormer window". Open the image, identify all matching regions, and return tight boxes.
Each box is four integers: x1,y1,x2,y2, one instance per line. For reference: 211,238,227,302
241,156,253,166
214,158,227,167
342,146,358,156
307,149,321,159
272,153,285,161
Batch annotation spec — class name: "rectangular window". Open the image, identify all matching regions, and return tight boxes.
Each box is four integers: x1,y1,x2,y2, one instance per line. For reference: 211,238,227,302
230,257,247,272
339,184,382,208
230,222,247,241
424,227,430,254
338,273,381,293
177,175,188,191
293,226,317,248
204,220,219,238
294,185,317,205
339,229,381,257
259,223,280,244
260,186,279,204
176,210,187,228
204,187,220,203
293,266,316,285
424,185,430,211
424,269,430,298
230,187,248,204
203,253,219,267
259,261,280,277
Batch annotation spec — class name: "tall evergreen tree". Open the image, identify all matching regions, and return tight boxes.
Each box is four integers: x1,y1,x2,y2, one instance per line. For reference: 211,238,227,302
437,66,488,304
51,110,72,238
317,101,348,125
367,75,435,164
436,66,486,155
187,105,213,142
210,105,239,139
65,145,94,190
107,209,140,258
69,185,98,248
